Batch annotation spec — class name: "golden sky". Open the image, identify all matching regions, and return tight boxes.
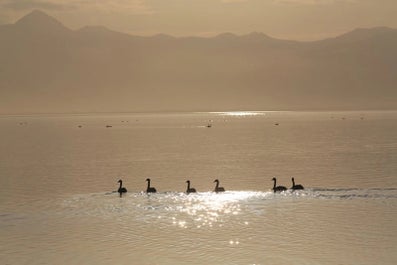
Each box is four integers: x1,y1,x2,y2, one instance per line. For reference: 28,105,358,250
1,0,397,40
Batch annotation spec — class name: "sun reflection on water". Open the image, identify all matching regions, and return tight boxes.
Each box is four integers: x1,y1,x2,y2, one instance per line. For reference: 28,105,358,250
162,191,267,229
212,111,267,117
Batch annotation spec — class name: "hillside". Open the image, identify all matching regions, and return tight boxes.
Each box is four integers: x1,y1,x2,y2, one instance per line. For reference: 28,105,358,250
1,10,396,114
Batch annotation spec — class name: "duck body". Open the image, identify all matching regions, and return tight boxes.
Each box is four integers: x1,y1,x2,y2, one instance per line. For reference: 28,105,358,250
118,187,127,193
272,177,287,193
186,180,197,194
291,177,304,190
146,178,157,193
117,179,127,193
214,179,225,193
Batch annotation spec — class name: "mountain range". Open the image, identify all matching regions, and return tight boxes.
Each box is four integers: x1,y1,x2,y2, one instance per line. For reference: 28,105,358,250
1,10,396,114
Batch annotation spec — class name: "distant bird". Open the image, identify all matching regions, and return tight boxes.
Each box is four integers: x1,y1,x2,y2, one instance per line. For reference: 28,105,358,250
117,179,127,193
213,179,225,193
272,177,287,193
146,178,157,193
186,180,197,194
291,177,304,190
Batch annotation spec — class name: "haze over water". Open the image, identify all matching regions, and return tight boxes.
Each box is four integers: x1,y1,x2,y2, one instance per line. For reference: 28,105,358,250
0,111,396,265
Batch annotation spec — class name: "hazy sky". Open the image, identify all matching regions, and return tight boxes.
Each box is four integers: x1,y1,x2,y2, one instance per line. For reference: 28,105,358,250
1,0,397,40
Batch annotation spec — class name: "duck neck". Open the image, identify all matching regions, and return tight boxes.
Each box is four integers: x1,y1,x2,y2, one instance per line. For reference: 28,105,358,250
273,179,276,189
119,181,122,189
147,180,150,189
187,182,190,190
292,178,295,187
215,181,219,189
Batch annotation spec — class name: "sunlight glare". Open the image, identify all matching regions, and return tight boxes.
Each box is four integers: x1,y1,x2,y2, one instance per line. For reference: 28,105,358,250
170,191,264,228
213,111,266,117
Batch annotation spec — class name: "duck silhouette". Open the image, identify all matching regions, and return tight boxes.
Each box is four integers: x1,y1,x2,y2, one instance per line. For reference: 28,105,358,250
272,177,287,193
146,178,157,193
186,180,197,194
213,179,225,193
291,177,304,190
117,179,127,197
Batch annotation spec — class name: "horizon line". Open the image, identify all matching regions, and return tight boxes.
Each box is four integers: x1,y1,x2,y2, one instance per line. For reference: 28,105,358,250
1,109,397,118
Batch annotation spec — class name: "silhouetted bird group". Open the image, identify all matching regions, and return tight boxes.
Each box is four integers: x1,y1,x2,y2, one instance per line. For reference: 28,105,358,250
116,177,304,196
272,177,304,193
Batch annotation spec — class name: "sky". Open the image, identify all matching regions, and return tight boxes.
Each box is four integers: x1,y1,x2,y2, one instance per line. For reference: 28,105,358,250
0,0,397,40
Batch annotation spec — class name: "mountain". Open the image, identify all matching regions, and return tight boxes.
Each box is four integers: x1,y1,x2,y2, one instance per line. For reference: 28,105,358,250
14,10,69,31
0,10,396,114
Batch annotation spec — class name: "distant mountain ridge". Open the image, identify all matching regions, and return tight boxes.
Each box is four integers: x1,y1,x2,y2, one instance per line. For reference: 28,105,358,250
15,10,66,28
0,10,396,114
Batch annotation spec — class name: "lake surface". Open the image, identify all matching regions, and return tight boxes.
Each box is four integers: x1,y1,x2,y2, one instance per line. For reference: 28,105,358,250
0,111,396,265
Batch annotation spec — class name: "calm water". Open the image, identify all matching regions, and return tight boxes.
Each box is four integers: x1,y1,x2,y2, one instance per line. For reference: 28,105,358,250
0,111,396,265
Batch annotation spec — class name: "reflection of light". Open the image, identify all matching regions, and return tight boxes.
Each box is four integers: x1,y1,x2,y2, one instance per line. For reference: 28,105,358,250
198,191,257,210
169,191,264,228
212,111,266,117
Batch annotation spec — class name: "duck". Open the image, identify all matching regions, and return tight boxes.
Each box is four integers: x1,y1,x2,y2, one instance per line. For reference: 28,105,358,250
272,177,287,193
146,178,157,193
186,180,197,194
117,179,127,193
213,179,225,193
291,177,304,190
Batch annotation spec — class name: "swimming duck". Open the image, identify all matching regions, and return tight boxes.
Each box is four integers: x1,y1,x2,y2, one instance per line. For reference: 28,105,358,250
146,178,157,193
272,177,287,193
214,179,225,193
186,180,197,194
291,177,304,190
117,179,127,194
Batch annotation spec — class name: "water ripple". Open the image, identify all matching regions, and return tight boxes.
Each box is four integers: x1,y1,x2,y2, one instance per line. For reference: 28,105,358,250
58,188,397,225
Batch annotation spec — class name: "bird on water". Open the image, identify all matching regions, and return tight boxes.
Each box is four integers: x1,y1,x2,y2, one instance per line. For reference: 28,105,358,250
291,177,304,190
146,178,157,193
186,180,197,194
213,179,225,193
117,179,127,196
272,177,287,193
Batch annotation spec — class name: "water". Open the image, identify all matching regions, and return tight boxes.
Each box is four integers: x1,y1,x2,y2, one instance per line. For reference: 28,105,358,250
0,111,396,265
